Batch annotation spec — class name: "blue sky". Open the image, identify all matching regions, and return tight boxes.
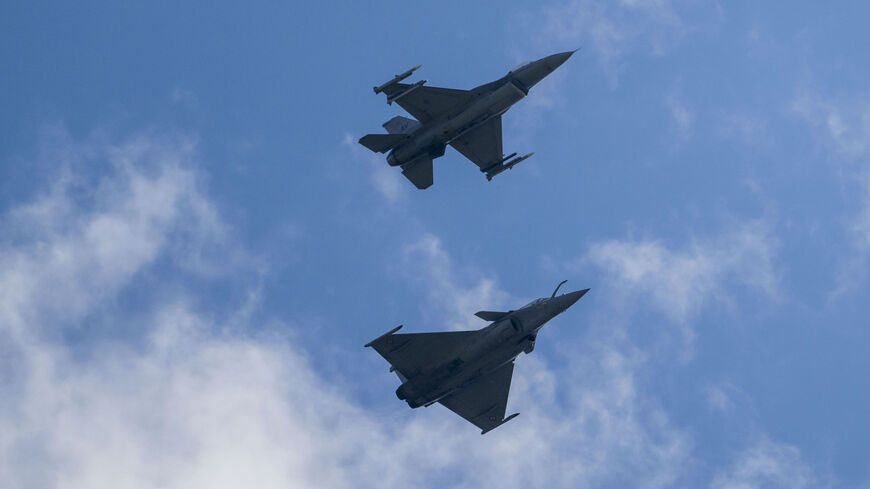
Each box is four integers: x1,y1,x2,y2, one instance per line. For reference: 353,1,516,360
2,1,869,488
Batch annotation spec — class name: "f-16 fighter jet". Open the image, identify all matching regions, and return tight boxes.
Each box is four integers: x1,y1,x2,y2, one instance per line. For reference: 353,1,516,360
359,51,575,189
366,281,588,434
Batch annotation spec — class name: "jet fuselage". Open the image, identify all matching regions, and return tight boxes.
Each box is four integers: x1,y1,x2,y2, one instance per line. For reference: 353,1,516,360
396,289,587,408
387,80,526,168
385,51,574,169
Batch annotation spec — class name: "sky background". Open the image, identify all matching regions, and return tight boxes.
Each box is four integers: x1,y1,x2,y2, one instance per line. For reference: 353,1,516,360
2,1,869,488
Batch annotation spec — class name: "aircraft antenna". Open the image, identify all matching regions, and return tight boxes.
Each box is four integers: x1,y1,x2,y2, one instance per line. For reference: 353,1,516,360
551,280,568,298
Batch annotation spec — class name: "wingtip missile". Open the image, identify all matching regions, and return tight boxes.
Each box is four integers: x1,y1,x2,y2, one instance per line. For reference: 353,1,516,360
386,79,427,105
485,152,535,181
373,65,422,94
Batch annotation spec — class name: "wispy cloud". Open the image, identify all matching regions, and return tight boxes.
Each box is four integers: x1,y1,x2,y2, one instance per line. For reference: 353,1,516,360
401,232,693,487
792,91,870,294
1,129,692,489
534,0,712,84
718,110,769,146
0,132,227,341
580,221,780,324
792,92,870,160
402,233,513,331
667,89,694,142
2,128,843,489
710,437,828,489
170,86,197,107
342,133,407,204
572,221,780,361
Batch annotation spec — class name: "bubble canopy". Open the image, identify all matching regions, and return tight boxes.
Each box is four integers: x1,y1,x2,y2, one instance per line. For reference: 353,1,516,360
510,60,531,73
520,297,548,309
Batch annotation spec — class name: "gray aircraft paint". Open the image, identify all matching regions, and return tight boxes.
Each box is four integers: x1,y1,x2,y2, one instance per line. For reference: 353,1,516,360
359,51,575,189
366,283,589,434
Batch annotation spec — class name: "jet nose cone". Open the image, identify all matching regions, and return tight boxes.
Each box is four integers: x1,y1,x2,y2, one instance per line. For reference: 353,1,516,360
512,50,576,91
544,50,575,70
560,288,589,310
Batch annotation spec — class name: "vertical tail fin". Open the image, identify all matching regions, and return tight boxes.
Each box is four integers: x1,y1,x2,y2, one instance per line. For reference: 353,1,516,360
382,116,421,135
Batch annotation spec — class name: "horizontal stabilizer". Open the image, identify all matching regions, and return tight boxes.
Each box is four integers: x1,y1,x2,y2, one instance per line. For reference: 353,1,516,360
359,133,406,153
475,311,510,322
401,156,434,190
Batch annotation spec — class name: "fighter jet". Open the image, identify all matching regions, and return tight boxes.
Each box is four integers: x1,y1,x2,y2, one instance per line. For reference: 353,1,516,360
359,51,576,189
366,281,589,434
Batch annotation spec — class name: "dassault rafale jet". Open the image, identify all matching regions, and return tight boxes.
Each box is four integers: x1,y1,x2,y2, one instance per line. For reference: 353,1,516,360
366,281,588,434
359,51,576,189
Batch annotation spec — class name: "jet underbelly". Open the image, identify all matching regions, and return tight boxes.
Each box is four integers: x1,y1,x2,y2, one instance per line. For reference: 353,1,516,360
448,83,526,135
402,326,522,407
388,82,526,167
486,82,527,114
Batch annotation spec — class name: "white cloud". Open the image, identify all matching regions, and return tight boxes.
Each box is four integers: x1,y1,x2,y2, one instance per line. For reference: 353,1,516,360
0,132,224,341
667,91,694,141
792,93,870,160
342,133,407,204
2,304,692,489
170,86,197,106
402,233,514,331
537,0,708,84
710,438,827,489
399,232,692,487
718,111,768,146
792,92,870,293
581,221,779,324
508,342,692,489
705,382,736,414
703,380,761,422
5,129,839,489
0,130,694,489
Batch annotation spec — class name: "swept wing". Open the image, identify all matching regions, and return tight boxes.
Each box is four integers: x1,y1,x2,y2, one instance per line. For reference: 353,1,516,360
449,116,504,170
381,83,473,123
439,361,517,434
366,330,478,379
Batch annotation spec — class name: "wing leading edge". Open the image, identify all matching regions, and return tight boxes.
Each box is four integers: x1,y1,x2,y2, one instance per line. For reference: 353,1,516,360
439,361,518,434
381,83,474,123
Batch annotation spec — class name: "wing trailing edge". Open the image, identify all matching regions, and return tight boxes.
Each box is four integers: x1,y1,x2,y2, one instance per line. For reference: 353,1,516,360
439,361,517,434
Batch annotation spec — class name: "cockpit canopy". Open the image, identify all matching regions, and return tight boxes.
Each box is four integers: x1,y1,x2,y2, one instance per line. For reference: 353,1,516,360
510,60,531,73
520,297,548,309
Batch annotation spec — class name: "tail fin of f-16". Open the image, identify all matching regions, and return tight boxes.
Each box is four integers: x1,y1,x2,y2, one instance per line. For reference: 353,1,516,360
359,133,406,153
382,116,421,135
